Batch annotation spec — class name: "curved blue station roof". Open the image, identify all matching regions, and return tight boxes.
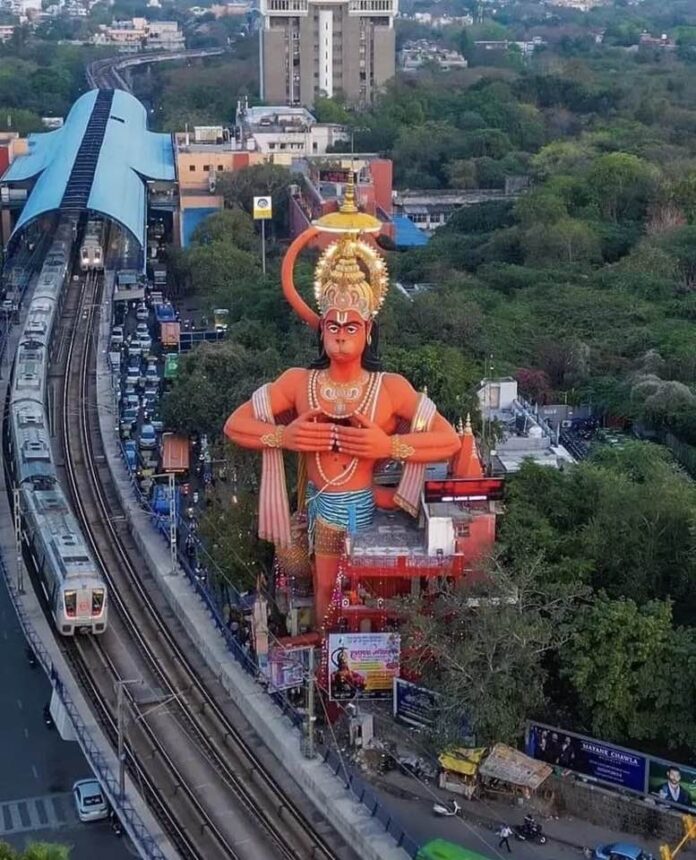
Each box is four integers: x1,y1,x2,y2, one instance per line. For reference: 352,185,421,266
3,89,174,252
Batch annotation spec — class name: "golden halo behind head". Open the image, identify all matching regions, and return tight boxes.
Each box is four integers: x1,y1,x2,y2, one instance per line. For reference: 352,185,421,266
313,172,382,235
314,235,389,322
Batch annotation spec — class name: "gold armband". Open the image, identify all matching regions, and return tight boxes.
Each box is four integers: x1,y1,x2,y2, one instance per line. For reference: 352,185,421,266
391,434,415,461
261,426,285,449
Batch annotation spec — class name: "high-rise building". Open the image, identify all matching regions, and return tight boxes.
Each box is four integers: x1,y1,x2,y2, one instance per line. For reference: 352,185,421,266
259,0,397,108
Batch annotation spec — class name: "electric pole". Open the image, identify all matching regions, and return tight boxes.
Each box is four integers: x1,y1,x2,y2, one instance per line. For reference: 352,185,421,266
13,487,24,595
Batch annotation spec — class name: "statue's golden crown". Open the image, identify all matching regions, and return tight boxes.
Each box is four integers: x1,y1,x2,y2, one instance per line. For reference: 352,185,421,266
313,235,389,322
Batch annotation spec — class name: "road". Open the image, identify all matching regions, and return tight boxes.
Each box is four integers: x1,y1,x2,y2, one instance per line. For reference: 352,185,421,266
378,792,581,860
0,579,134,858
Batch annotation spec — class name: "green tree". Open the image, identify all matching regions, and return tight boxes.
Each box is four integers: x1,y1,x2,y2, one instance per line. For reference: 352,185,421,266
217,163,297,234
0,843,71,860
401,557,584,746
563,596,696,749
191,208,258,253
586,152,658,222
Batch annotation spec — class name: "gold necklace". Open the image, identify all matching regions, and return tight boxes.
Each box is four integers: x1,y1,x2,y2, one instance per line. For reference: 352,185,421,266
308,370,381,488
308,370,376,419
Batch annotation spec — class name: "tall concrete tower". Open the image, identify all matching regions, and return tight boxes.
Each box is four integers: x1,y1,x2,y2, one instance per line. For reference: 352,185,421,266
259,0,396,108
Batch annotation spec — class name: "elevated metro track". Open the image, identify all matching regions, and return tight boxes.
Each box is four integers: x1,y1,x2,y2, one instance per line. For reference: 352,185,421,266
86,48,226,92
49,255,356,859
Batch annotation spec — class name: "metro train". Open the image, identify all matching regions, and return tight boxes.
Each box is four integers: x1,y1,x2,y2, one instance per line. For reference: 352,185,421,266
80,219,104,272
7,217,108,634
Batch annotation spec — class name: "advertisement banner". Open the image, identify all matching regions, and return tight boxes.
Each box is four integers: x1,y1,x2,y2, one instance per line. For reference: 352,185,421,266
526,722,647,793
253,196,273,220
393,678,439,730
266,646,311,692
647,758,696,811
328,633,400,702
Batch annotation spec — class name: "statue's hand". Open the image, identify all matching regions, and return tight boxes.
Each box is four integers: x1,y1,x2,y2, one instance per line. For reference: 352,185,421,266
335,413,391,459
282,409,336,453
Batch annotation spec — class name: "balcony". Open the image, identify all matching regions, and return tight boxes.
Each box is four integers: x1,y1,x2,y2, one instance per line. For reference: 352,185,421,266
348,0,395,15
262,0,309,14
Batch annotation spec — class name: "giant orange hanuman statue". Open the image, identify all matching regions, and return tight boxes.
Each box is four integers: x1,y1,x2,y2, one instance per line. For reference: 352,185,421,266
224,185,460,628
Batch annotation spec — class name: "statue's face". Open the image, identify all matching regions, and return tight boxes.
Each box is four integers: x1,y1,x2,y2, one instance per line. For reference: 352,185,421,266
321,310,369,365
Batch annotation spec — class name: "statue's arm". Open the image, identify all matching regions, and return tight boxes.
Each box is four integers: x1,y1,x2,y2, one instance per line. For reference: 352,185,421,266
386,375,460,463
223,369,303,450
225,369,335,453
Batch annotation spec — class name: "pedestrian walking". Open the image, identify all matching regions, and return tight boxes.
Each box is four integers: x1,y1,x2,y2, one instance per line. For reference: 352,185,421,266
498,824,512,853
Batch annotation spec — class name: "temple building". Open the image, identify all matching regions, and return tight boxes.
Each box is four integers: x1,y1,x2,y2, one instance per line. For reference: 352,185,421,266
276,417,503,638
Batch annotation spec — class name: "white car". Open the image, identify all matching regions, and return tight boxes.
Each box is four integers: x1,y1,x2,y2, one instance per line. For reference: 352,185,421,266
111,326,124,346
72,779,109,822
136,322,149,338
136,304,149,321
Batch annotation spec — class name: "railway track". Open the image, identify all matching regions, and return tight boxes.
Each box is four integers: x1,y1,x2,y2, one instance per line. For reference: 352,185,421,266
55,269,355,860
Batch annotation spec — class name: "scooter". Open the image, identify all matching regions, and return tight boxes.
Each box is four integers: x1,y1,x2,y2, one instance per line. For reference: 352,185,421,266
43,704,54,729
110,811,123,836
433,800,461,817
26,647,37,668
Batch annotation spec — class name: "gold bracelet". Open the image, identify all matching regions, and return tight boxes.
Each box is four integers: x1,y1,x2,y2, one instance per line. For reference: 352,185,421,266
391,434,415,461
261,426,285,449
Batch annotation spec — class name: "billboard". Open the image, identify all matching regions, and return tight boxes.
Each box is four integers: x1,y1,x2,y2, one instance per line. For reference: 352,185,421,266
266,646,311,692
647,759,696,811
393,678,439,730
526,722,648,793
328,633,400,702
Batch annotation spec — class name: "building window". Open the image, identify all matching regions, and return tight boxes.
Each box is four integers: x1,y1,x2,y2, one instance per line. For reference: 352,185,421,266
218,165,223,171
203,165,210,172
189,165,196,172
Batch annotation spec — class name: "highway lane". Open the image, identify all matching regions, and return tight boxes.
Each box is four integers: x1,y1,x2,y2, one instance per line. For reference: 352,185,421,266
0,579,133,858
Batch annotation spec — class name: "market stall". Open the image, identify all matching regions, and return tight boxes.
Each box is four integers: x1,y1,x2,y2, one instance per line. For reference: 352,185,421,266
477,742,553,801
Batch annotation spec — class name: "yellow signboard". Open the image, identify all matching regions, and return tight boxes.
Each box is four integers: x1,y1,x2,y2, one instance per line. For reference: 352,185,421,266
253,196,273,220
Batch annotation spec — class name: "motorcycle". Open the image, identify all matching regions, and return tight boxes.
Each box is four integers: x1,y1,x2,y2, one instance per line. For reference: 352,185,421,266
433,800,461,818
43,704,54,729
26,647,37,668
513,819,547,845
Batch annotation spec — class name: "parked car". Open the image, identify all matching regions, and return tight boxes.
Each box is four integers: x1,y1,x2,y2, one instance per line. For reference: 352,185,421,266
139,423,157,450
124,439,138,469
110,325,124,347
594,843,653,860
126,364,141,387
120,406,138,433
72,779,109,823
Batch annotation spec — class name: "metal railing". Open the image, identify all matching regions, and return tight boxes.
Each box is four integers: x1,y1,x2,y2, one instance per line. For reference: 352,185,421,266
0,552,167,859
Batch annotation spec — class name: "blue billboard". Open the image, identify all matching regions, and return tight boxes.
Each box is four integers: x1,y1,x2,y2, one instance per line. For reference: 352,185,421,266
393,679,439,731
526,722,648,793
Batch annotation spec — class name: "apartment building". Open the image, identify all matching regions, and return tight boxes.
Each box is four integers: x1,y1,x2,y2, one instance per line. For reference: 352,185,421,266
259,0,396,107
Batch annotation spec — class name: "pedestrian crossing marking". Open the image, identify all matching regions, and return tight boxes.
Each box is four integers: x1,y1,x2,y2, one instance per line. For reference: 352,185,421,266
0,792,77,836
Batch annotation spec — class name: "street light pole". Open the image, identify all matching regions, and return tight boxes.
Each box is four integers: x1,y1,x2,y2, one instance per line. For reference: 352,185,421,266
168,472,177,575
13,487,25,595
261,219,266,275
115,678,141,801
304,646,316,759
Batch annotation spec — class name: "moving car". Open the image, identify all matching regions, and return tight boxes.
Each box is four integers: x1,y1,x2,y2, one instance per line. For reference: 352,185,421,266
136,322,149,338
72,779,109,822
594,843,653,860
136,303,149,321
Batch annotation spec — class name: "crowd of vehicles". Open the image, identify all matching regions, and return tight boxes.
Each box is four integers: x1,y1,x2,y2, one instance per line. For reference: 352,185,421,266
5,217,108,635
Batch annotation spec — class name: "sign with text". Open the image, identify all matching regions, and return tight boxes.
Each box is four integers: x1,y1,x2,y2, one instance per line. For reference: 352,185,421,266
526,722,648,793
393,678,439,730
253,196,272,220
328,633,400,702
